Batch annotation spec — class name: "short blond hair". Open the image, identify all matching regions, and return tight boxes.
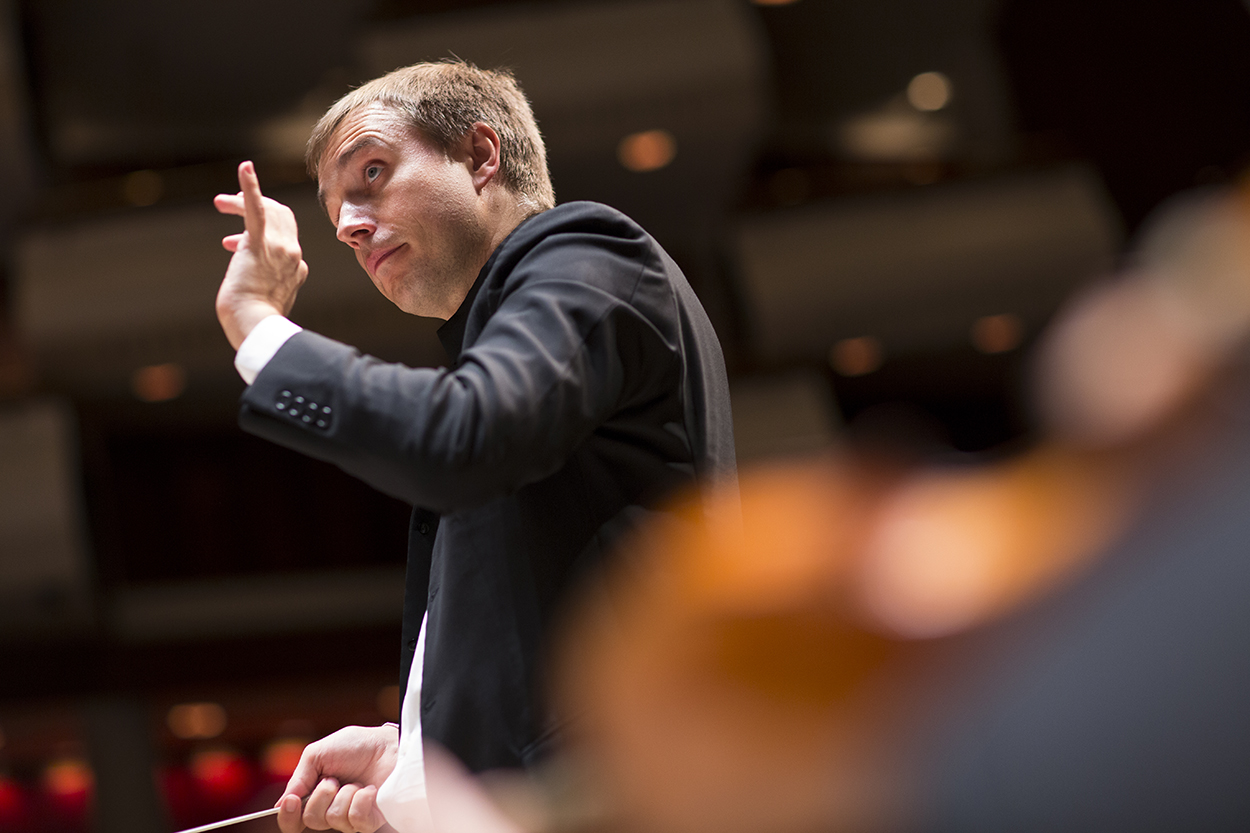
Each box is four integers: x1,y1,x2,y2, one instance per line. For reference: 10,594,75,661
307,60,555,212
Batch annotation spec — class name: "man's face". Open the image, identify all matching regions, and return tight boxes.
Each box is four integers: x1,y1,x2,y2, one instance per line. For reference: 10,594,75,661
317,104,488,318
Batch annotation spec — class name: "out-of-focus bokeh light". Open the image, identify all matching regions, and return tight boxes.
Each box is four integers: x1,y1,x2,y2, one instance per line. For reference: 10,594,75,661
262,738,307,780
190,748,253,806
0,775,28,828
971,312,1024,353
40,755,92,800
838,109,956,162
121,169,164,206
906,71,952,112
132,362,187,402
376,684,401,721
830,336,884,376
167,702,227,740
617,129,677,173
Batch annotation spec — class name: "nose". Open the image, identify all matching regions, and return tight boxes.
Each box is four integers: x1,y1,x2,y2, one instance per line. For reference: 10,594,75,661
336,202,376,247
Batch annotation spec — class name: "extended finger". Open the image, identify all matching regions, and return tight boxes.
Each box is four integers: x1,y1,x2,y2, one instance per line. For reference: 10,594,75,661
238,161,266,238
303,777,340,830
221,233,245,252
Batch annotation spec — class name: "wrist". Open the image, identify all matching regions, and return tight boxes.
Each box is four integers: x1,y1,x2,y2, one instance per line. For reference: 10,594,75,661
219,299,283,350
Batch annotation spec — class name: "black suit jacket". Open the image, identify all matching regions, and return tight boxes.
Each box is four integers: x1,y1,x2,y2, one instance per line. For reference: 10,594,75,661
238,202,737,772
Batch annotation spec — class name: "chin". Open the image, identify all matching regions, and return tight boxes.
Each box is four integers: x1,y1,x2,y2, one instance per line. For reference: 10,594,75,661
390,292,438,319
372,276,420,316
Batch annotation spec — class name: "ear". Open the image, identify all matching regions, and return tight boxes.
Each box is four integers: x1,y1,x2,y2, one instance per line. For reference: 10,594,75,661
465,122,503,192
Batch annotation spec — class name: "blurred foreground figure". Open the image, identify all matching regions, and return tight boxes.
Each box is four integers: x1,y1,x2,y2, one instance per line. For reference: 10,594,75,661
546,183,1250,833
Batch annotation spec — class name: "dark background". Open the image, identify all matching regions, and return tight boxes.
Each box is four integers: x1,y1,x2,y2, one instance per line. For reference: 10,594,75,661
0,1,1248,830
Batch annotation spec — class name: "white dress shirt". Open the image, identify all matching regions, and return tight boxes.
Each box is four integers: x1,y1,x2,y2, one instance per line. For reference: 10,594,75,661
376,614,432,830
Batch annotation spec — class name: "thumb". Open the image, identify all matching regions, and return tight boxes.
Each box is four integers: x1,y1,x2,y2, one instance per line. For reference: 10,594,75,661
275,793,307,833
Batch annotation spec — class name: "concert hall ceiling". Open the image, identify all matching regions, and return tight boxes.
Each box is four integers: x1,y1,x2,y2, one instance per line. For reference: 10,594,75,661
1,0,1249,657
1,0,1248,471
2,0,1025,415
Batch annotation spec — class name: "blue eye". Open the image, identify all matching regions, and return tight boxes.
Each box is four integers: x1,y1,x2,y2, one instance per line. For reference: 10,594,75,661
365,165,382,181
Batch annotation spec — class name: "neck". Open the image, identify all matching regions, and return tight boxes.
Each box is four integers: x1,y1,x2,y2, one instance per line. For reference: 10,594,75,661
485,189,535,252
433,191,533,320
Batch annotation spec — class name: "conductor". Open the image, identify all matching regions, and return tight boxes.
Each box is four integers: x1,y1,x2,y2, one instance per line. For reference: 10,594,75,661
212,61,736,832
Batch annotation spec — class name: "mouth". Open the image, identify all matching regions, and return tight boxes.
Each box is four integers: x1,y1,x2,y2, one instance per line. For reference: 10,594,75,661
366,244,404,276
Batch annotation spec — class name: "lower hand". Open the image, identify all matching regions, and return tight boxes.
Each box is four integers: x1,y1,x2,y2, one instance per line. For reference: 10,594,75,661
213,161,309,350
277,724,400,833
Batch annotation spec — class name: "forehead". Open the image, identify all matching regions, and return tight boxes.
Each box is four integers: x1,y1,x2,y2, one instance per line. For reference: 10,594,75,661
316,104,428,208
319,105,414,170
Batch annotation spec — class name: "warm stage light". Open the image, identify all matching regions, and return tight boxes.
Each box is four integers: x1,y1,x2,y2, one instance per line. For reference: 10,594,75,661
167,702,227,740
132,362,187,402
262,738,307,779
971,313,1025,354
190,748,252,805
618,129,677,173
830,336,884,377
907,71,952,112
42,759,92,798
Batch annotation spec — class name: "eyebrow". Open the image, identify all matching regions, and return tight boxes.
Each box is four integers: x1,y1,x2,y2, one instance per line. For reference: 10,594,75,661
316,136,388,212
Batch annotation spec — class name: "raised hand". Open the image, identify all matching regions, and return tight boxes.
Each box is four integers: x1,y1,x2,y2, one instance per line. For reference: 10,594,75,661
213,161,309,349
276,724,400,833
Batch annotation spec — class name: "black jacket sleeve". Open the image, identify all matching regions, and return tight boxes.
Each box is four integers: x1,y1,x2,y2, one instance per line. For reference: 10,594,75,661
238,226,674,513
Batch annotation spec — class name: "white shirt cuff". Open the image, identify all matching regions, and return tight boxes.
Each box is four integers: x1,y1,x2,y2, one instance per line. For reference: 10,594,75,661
233,315,303,385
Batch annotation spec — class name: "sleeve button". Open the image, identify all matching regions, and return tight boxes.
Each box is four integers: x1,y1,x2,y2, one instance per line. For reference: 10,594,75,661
276,402,286,410
323,406,332,414
281,390,291,398
316,419,326,428
302,415,312,423
294,396,305,404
